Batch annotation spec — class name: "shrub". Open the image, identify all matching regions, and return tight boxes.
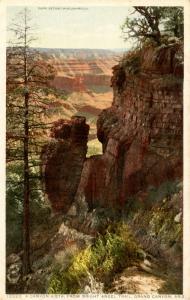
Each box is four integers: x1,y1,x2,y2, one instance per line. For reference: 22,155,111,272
48,223,139,294
48,268,78,294
121,48,141,74
69,247,92,280
147,180,181,204
48,248,92,294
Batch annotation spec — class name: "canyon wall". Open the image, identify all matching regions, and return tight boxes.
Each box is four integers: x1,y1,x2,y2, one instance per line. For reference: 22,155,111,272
42,42,183,213
51,74,111,92
41,49,119,93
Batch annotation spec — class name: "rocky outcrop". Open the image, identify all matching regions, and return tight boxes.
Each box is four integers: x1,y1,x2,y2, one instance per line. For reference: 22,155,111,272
41,116,89,213
6,214,94,293
76,42,183,209
42,42,183,212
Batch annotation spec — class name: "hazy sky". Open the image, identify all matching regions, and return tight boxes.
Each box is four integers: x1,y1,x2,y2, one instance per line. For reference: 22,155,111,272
7,6,132,49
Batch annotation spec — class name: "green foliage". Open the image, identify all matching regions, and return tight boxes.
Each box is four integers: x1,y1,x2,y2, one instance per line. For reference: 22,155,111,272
6,161,51,254
6,162,23,254
162,7,183,38
147,180,181,204
48,223,139,294
42,86,68,100
123,181,181,218
48,267,78,294
91,232,128,279
129,181,183,258
121,7,183,47
149,204,182,247
121,49,141,74
124,196,145,217
121,7,162,46
48,248,92,294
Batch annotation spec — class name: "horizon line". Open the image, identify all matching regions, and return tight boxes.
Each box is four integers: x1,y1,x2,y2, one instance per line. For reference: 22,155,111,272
6,46,128,50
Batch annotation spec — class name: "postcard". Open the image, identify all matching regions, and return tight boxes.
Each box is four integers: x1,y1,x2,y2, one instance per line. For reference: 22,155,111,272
0,0,190,299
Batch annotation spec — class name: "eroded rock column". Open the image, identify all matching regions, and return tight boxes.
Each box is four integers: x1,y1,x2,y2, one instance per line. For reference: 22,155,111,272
41,116,89,213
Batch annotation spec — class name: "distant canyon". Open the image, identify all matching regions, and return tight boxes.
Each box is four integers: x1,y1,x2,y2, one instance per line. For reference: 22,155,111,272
40,48,124,144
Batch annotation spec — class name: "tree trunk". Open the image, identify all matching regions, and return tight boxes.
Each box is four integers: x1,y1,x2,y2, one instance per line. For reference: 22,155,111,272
22,8,31,275
154,31,161,45
22,91,31,275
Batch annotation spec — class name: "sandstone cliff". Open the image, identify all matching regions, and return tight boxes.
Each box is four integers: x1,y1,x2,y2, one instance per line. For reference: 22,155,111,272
77,41,183,209
42,41,183,213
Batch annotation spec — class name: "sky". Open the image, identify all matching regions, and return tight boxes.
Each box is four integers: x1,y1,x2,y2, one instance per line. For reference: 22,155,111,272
7,6,133,49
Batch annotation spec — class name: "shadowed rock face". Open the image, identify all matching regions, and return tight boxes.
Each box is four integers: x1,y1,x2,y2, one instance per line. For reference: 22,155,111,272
41,116,89,213
75,42,183,209
42,42,183,212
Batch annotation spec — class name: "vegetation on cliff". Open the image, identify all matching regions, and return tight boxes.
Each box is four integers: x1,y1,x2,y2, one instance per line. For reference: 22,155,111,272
121,7,183,46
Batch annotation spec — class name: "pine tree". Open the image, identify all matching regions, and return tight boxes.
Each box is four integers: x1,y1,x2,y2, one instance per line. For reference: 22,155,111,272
6,7,57,274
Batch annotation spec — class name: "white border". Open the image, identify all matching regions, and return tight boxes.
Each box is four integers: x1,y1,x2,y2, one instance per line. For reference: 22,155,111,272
1,0,190,299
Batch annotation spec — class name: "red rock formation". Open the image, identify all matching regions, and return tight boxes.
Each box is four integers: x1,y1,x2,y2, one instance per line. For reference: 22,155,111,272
41,116,89,213
50,74,111,92
42,42,183,212
46,51,117,92
51,76,86,92
75,42,183,209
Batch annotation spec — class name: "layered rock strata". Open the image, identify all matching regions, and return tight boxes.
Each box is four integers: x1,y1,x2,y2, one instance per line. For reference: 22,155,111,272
42,42,183,212
76,42,183,209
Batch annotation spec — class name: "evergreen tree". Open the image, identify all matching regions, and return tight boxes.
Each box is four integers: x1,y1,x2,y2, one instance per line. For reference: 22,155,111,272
6,7,57,274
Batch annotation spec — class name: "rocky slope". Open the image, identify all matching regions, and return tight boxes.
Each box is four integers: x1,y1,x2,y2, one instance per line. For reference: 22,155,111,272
6,182,182,294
